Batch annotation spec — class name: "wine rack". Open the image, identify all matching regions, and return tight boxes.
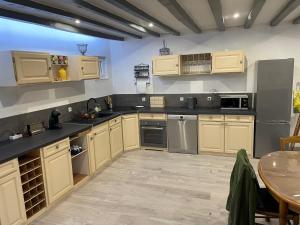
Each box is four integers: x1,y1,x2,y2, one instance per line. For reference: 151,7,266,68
19,151,47,219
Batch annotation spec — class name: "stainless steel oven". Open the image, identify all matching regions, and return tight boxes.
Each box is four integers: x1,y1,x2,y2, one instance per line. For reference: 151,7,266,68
140,120,167,149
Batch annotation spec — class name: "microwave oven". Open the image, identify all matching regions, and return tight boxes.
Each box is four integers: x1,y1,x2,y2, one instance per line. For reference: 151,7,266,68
220,95,249,110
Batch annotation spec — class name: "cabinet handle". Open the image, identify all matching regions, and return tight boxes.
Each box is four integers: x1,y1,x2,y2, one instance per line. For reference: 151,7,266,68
56,145,59,149
240,61,243,64
176,64,179,67
48,67,52,70
90,137,93,141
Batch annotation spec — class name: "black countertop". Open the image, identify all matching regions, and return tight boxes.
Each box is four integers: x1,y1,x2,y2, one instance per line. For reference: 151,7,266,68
0,106,255,164
0,123,92,164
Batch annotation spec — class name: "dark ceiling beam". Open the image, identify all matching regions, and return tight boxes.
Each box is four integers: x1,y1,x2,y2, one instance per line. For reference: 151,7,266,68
0,8,124,41
244,0,266,29
293,15,300,24
3,0,142,39
207,0,225,31
158,0,201,33
104,0,180,36
74,0,160,37
270,0,300,26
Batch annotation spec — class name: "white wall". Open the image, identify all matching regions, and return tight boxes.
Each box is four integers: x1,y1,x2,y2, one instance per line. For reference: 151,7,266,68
110,24,300,95
0,18,116,119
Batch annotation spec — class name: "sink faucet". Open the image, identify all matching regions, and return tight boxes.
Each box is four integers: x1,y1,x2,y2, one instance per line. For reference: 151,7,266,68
86,98,98,113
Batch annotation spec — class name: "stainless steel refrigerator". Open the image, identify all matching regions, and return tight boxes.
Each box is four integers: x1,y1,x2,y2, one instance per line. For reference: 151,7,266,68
254,58,294,158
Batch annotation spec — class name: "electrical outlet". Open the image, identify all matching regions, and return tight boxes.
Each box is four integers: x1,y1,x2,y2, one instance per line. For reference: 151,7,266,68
142,97,146,102
68,107,72,112
207,96,212,101
180,97,184,101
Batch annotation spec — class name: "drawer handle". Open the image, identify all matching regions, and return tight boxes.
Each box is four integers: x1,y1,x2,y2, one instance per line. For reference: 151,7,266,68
56,145,59,149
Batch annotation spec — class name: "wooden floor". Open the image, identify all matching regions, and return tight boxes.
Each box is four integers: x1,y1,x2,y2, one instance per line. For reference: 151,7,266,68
31,150,278,225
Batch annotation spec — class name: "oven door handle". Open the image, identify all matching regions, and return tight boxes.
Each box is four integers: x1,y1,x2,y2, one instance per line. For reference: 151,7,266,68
141,126,164,130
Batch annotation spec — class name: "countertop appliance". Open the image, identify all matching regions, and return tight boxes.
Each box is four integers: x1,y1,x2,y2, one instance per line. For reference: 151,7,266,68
140,120,167,149
220,95,249,110
187,97,197,109
167,115,198,154
254,58,294,158
49,109,62,130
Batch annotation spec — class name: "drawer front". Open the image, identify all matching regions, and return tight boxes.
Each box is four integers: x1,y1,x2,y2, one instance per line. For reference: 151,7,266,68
139,113,166,120
0,159,18,178
109,116,121,127
93,122,109,135
198,114,224,122
42,138,70,158
225,115,254,123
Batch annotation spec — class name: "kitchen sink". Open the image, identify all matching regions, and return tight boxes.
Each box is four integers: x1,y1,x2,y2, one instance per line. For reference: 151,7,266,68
96,112,115,118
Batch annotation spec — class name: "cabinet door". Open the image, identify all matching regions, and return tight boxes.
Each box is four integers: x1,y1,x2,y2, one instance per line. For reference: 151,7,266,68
198,121,224,153
122,114,140,151
0,171,26,225
110,123,124,159
13,51,52,84
80,56,100,80
93,125,111,170
152,55,180,75
87,133,96,175
211,50,245,73
44,149,73,204
225,122,254,155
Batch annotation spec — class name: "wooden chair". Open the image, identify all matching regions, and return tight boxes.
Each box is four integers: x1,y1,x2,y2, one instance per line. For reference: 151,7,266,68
280,136,300,151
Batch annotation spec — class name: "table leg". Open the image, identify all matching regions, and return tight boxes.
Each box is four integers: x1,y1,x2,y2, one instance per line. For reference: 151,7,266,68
279,200,288,225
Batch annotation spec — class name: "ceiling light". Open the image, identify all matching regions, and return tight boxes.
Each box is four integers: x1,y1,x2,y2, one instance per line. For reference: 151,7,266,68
233,13,240,19
75,19,81,24
148,23,154,27
129,24,146,32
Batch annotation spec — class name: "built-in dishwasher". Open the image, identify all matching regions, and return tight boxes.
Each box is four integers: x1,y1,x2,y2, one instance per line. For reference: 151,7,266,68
167,115,198,154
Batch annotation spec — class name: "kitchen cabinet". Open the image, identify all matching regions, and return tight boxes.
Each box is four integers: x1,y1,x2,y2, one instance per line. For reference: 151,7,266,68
198,114,254,155
0,159,26,225
122,114,140,151
152,55,180,76
109,117,124,159
68,56,100,80
42,140,73,204
198,121,225,153
88,123,111,173
211,50,245,74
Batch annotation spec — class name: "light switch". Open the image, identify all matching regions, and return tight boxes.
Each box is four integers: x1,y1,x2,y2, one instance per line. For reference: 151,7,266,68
180,97,184,101
68,107,72,112
142,97,146,102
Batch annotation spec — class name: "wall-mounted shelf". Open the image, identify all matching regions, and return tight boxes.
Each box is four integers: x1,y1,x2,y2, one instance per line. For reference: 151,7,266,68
181,53,211,75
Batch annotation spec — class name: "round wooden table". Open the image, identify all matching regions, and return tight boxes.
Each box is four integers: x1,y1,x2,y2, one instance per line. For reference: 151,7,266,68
258,151,300,225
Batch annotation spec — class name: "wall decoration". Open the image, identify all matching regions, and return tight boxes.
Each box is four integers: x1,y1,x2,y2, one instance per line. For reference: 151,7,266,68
77,43,88,55
159,40,170,56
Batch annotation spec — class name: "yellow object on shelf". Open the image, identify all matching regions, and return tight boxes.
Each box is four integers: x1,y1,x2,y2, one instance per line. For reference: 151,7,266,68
58,67,67,81
293,91,300,113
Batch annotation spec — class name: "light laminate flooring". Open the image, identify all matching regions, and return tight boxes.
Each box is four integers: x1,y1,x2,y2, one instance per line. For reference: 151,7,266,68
31,150,278,225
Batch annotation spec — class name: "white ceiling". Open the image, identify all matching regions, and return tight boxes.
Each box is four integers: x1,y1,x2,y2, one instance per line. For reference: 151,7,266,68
0,0,299,40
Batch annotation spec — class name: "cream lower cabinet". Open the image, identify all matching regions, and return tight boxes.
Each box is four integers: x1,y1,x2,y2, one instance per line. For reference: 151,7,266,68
0,159,26,225
198,115,254,155
225,122,254,155
109,117,124,159
88,123,111,174
152,55,180,76
198,121,225,153
211,50,245,74
122,114,140,151
43,146,73,204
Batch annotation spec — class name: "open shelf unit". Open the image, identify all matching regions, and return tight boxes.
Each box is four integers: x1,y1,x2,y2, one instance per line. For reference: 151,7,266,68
181,53,211,75
18,150,47,219
51,55,70,82
69,131,90,186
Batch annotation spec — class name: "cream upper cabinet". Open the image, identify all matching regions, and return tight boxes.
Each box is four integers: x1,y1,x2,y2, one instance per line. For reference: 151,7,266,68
122,114,140,151
152,55,180,76
211,50,245,74
198,121,225,153
43,147,73,204
68,56,100,80
225,122,254,155
109,118,124,159
93,123,111,170
0,160,26,225
13,51,53,84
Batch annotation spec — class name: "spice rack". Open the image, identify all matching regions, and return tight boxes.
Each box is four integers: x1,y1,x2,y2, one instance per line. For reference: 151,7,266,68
18,150,46,219
181,53,211,75
50,55,69,82
70,131,90,185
